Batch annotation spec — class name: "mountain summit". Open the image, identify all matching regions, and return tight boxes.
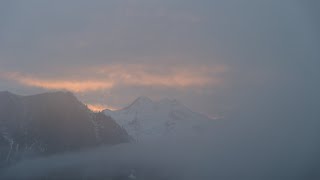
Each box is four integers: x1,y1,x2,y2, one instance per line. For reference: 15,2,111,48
104,97,215,141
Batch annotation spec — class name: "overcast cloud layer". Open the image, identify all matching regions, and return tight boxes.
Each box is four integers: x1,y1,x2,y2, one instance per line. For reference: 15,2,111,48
0,0,319,119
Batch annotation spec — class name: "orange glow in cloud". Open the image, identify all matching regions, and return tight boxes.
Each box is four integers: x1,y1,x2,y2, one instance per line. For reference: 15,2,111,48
4,73,113,93
3,64,227,93
86,104,116,112
93,64,227,88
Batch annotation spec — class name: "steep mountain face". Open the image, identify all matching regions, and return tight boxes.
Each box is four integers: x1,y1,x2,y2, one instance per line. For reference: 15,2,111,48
104,97,216,141
0,91,129,167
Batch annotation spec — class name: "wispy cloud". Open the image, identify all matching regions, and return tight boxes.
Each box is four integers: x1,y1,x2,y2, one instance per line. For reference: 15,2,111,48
2,64,227,93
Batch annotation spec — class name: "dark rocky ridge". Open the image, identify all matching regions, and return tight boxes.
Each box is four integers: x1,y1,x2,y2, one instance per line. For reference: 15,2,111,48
0,91,129,167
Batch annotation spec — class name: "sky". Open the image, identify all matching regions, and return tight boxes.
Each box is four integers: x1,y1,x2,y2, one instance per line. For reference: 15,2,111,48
0,0,319,119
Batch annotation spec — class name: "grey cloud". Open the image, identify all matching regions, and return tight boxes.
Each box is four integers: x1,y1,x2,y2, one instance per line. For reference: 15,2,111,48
0,0,319,117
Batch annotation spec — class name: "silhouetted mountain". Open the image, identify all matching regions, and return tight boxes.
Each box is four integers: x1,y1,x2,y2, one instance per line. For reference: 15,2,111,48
0,91,129,167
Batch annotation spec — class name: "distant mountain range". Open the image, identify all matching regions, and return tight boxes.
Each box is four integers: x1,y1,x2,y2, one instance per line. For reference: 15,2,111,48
104,96,216,142
0,91,129,167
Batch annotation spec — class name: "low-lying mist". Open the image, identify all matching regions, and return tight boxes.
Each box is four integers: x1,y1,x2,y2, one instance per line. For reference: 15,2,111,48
2,124,319,180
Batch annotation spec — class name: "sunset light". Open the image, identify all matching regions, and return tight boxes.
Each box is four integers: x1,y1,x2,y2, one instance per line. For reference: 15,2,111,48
2,64,227,93
0,0,319,179
86,104,116,112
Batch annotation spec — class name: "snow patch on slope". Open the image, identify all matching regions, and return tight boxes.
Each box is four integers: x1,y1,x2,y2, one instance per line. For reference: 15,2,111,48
104,97,216,141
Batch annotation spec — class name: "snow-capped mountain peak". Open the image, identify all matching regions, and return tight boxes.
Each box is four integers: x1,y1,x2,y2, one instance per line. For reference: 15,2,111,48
134,96,153,104
104,97,215,141
124,96,153,110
